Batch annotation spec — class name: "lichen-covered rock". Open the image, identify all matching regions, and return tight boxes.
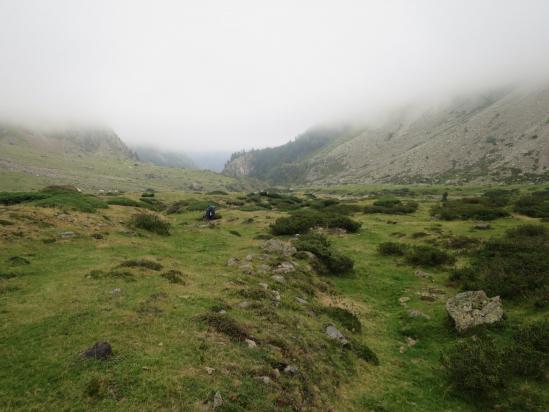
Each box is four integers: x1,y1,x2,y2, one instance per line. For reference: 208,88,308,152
262,239,296,257
446,290,503,332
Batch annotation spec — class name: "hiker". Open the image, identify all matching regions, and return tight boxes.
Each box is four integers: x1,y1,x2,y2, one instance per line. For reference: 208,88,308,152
204,204,216,220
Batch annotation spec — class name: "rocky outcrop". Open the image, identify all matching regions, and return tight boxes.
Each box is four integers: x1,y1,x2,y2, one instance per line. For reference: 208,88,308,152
446,290,504,332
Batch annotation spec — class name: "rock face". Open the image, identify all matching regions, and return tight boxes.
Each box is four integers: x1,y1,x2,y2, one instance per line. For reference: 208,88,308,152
262,239,296,257
83,342,113,360
325,325,348,345
446,290,504,332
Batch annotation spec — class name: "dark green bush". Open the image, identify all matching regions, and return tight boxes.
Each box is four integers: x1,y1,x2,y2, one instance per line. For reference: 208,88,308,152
364,198,419,215
514,189,549,218
130,213,171,235
451,225,548,299
404,245,455,267
0,191,48,205
431,197,509,221
118,259,163,270
294,233,354,275
351,340,379,365
34,189,108,213
160,269,185,284
442,336,507,398
199,312,250,342
377,242,406,256
138,197,166,211
141,192,155,198
107,197,152,209
270,210,361,235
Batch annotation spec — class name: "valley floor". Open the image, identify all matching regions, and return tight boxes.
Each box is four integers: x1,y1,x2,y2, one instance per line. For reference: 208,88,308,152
0,186,547,411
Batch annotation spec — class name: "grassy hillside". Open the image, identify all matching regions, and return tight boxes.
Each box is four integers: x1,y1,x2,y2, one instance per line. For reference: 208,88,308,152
1,185,547,411
0,123,249,192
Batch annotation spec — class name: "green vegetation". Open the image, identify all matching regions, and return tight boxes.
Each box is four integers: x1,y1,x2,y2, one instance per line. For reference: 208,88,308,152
431,196,509,220
0,188,107,212
270,210,361,235
364,198,419,214
130,213,171,235
118,259,163,271
404,245,455,267
377,241,406,256
514,189,549,218
106,197,152,209
451,224,549,299
294,233,354,275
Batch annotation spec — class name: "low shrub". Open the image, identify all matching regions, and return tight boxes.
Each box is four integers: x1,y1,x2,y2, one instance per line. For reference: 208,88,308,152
138,197,166,211
377,242,406,256
321,306,362,333
199,312,250,342
34,188,108,213
430,197,509,221
0,191,48,205
107,197,151,208
160,269,185,284
294,233,354,275
442,336,507,398
141,192,155,198
130,213,171,235
118,259,163,271
443,235,480,250
270,210,361,235
509,320,549,380
451,224,548,299
351,340,379,365
404,245,454,267
229,230,241,237
364,198,418,215
166,200,188,214
514,189,549,218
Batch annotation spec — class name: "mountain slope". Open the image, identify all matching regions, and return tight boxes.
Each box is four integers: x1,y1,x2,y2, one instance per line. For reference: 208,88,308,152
0,123,247,192
132,145,197,169
223,86,549,184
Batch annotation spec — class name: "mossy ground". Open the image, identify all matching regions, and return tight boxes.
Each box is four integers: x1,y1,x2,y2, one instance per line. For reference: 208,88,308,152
0,185,547,411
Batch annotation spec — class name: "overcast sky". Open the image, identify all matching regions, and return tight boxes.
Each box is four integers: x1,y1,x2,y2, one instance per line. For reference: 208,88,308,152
1,0,549,151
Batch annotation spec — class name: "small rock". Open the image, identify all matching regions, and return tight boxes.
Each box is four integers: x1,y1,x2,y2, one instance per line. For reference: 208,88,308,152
236,301,252,309
83,342,112,360
218,309,227,315
239,263,254,275
399,296,410,304
414,270,430,279
408,310,431,320
474,222,491,230
256,376,271,384
205,367,215,375
110,288,122,296
213,391,223,409
284,365,298,374
259,282,269,290
257,264,270,273
406,336,418,347
325,325,348,345
272,368,281,378
227,257,239,266
59,231,76,239
245,254,254,261
262,239,296,257
295,297,308,305
271,275,286,284
245,338,257,348
274,261,295,274
271,290,281,301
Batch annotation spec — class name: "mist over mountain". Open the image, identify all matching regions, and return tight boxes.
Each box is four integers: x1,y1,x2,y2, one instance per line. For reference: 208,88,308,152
132,145,196,169
224,85,549,185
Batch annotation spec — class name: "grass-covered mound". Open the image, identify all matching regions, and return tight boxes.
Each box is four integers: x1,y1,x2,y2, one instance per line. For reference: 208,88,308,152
0,187,108,212
130,213,171,235
451,224,549,300
106,197,154,209
243,191,306,211
430,197,509,221
294,233,354,275
363,198,418,214
270,210,361,235
514,189,549,218
377,241,454,267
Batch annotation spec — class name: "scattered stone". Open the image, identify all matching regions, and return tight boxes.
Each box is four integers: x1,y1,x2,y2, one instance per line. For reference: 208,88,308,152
245,254,254,261
295,297,308,305
245,338,257,348
257,264,270,273
271,275,286,284
218,309,227,315
399,296,410,305
83,342,112,360
227,257,239,266
59,231,76,239
325,325,348,345
259,282,269,290
406,336,418,347
418,293,437,302
236,301,252,309
446,290,504,332
213,391,223,409
205,367,215,375
271,290,281,302
474,222,491,230
272,368,281,378
414,270,431,279
256,376,271,384
239,263,254,275
274,261,295,274
262,239,296,257
283,365,298,374
110,288,122,296
408,310,431,320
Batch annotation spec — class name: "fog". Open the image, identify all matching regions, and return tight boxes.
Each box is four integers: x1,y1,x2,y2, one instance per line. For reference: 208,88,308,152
1,0,549,153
